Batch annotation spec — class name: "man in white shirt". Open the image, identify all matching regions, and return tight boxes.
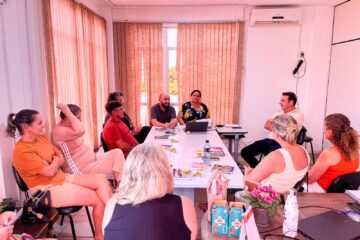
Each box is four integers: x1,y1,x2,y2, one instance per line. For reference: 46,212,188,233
241,92,304,168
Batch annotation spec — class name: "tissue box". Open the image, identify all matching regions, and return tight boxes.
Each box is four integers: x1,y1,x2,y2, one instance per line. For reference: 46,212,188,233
211,200,229,235
228,202,244,237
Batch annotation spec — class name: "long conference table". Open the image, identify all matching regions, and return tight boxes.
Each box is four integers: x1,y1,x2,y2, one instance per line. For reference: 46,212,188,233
144,126,244,201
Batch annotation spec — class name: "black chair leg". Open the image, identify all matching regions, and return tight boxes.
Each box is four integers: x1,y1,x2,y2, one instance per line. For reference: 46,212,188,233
309,141,315,164
85,206,95,236
68,214,77,240
60,215,65,225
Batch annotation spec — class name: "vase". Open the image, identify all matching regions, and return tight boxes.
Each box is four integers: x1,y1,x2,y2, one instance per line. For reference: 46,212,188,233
253,207,270,227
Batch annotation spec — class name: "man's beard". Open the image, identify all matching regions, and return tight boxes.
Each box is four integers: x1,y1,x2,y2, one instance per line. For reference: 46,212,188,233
161,103,170,110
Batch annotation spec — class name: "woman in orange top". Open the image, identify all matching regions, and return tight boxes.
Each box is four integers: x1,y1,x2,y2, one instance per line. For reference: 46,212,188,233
7,109,112,240
307,113,359,192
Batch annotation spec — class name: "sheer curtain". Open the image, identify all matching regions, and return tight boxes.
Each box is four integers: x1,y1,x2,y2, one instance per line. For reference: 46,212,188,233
113,23,163,126
42,0,109,149
176,22,244,125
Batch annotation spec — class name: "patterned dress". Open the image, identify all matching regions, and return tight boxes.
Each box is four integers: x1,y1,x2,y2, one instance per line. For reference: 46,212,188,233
180,101,209,123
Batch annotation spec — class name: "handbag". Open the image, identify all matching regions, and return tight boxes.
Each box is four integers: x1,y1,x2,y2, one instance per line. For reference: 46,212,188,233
22,190,51,223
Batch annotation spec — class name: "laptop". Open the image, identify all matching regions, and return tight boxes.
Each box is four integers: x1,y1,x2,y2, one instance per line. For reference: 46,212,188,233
298,210,360,240
185,121,208,132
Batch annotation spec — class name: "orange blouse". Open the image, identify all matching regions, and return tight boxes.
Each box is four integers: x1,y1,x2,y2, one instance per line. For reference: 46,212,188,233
317,150,359,190
13,135,66,188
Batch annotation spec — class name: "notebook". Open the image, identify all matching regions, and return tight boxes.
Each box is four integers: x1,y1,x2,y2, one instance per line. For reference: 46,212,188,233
298,210,360,240
185,121,208,132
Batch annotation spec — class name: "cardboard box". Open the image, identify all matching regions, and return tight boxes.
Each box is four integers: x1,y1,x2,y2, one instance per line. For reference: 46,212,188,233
228,202,244,237
211,200,229,235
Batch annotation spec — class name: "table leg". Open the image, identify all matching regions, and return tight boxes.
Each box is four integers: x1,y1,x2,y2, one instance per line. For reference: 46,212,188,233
228,138,233,155
234,135,239,163
173,188,195,202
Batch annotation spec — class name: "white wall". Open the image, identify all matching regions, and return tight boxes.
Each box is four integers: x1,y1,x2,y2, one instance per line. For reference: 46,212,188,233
326,0,360,147
240,6,334,153
0,0,48,200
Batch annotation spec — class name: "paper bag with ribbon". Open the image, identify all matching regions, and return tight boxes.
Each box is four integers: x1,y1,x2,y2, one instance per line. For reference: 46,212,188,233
207,171,229,221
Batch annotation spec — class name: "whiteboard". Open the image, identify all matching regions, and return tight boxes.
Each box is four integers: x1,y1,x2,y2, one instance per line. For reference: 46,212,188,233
326,40,360,134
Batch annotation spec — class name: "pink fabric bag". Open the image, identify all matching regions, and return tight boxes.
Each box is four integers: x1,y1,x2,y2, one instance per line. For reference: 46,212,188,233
207,171,229,221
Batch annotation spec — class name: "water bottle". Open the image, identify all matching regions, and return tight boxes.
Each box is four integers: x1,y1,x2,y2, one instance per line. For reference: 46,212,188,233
203,140,211,163
283,188,298,238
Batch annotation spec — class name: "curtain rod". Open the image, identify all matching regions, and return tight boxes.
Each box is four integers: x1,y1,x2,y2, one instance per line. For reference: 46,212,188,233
113,20,243,24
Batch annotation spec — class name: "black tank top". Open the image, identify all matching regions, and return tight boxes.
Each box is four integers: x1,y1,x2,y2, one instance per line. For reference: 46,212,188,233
104,194,191,240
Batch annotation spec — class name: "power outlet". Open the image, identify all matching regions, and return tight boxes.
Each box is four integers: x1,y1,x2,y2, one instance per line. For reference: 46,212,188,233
300,51,305,57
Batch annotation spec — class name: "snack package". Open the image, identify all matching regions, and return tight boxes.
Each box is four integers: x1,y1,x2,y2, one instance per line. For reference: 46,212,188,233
207,171,229,221
211,200,229,235
228,202,244,237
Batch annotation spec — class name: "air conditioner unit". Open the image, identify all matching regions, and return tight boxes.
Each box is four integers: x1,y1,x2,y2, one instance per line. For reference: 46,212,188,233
250,8,302,26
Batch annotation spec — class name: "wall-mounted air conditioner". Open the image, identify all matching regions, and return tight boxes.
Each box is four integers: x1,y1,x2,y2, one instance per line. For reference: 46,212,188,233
250,8,302,26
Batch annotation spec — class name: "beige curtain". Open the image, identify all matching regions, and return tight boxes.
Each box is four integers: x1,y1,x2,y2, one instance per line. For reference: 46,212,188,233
42,0,109,149
176,22,244,125
113,23,163,126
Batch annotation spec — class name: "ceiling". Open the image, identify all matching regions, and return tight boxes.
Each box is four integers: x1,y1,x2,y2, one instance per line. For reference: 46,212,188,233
104,0,344,6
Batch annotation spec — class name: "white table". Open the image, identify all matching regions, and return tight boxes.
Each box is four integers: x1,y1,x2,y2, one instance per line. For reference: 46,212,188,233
144,126,244,201
216,126,248,163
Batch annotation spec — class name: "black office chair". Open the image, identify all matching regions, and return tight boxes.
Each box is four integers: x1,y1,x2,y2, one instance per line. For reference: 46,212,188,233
259,126,308,161
304,135,315,164
12,166,95,240
296,126,307,145
100,132,109,152
327,171,360,193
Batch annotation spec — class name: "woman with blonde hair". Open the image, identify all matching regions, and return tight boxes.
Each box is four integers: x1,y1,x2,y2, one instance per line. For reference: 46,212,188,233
7,109,112,240
103,143,198,240
306,113,359,192
244,114,310,193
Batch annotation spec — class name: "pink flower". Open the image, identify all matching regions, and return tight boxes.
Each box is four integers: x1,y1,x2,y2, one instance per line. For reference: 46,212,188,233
263,196,273,204
251,189,261,198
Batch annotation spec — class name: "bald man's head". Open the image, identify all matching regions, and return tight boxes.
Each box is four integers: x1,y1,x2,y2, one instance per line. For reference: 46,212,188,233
159,93,170,109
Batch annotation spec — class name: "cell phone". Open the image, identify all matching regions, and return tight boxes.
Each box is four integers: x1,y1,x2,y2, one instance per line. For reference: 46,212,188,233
4,208,23,226
232,126,242,129
347,202,360,212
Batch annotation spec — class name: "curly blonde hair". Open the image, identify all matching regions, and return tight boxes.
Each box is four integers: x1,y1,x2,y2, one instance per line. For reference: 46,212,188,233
115,143,174,205
272,114,299,145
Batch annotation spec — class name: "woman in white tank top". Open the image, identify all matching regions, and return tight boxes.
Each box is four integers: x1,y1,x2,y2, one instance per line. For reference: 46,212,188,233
244,114,310,193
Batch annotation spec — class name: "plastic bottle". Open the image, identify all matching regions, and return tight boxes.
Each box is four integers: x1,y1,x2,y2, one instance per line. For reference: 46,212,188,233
203,140,211,163
283,188,299,238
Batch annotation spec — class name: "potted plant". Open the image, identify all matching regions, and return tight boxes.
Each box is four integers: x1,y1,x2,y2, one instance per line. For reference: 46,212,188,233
245,185,280,227
0,198,16,213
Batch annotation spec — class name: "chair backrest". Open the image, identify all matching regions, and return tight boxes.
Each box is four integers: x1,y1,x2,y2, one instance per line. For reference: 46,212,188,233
12,166,29,192
327,171,360,193
296,126,307,145
100,132,109,152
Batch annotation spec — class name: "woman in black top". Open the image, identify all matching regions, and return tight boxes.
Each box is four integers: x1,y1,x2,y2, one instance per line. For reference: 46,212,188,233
103,143,197,240
178,90,210,125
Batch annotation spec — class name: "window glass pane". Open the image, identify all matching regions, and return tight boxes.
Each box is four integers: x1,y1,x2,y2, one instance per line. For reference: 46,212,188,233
167,28,177,47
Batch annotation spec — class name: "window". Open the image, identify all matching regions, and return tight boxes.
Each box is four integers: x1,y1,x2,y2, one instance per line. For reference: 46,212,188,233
164,24,179,113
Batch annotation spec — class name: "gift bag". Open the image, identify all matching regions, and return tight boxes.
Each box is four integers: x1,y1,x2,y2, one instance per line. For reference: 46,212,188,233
207,171,229,221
